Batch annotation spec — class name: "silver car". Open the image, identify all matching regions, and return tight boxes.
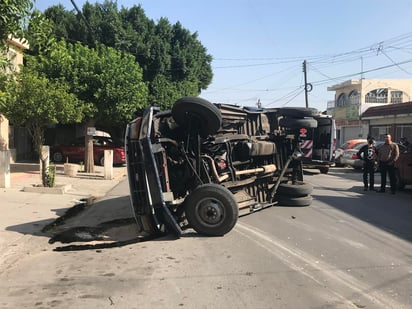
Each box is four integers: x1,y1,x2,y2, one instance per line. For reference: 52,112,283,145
340,142,368,169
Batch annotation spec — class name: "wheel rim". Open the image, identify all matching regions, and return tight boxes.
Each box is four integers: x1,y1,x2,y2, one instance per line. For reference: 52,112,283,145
195,197,225,225
53,152,63,162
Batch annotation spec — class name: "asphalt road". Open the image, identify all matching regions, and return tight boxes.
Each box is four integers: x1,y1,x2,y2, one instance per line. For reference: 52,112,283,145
1,167,411,308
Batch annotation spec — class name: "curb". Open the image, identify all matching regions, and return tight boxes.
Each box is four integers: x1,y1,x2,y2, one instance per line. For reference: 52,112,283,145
23,183,72,194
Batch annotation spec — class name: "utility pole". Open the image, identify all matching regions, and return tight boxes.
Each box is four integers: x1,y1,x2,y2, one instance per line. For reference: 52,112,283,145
303,60,309,108
361,56,364,79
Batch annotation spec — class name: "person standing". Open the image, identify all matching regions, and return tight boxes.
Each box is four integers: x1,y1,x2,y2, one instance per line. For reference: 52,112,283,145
357,137,377,191
377,134,399,194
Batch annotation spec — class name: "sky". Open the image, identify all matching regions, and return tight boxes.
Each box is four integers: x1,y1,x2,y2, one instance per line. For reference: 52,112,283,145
34,0,412,112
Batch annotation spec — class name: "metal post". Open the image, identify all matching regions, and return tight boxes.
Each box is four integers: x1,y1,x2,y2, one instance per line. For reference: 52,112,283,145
303,60,309,108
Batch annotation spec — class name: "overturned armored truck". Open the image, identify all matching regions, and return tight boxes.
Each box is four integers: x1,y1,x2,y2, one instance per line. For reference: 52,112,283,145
125,97,319,237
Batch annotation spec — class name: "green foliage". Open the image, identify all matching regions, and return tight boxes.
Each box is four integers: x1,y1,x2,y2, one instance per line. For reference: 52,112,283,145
0,63,92,155
44,163,56,187
25,10,56,54
0,0,33,69
0,0,33,42
33,40,148,127
43,1,213,109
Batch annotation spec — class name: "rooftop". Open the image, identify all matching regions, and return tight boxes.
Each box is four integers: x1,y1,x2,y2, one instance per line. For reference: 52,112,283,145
361,101,412,118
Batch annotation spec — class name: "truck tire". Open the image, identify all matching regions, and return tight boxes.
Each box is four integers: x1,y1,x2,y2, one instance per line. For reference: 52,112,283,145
279,117,317,129
184,183,238,236
172,96,222,137
277,182,313,197
277,107,319,118
276,194,312,207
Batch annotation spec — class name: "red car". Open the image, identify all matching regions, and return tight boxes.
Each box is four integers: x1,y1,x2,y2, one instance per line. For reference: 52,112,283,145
51,136,126,166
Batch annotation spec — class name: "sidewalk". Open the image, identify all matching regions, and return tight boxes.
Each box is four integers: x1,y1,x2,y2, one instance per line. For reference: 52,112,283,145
8,162,127,195
0,162,128,253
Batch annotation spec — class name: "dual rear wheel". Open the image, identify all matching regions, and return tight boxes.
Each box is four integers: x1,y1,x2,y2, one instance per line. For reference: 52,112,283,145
276,182,313,207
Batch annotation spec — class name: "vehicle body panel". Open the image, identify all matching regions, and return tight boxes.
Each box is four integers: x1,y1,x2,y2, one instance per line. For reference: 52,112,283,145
395,146,412,188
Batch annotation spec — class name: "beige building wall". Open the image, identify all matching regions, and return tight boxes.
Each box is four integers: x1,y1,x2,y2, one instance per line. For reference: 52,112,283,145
327,79,412,144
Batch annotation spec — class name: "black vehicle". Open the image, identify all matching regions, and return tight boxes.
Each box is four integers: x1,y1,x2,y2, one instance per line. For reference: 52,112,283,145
125,97,318,237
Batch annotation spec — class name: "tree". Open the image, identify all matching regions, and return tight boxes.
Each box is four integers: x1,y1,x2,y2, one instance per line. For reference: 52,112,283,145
0,0,32,70
0,64,93,185
0,0,32,42
35,40,148,125
43,1,213,109
30,40,148,171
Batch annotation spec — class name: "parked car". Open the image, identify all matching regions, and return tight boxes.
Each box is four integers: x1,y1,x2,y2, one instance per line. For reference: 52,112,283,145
395,146,412,189
340,142,368,169
126,96,318,237
51,136,126,166
341,141,407,170
334,139,367,167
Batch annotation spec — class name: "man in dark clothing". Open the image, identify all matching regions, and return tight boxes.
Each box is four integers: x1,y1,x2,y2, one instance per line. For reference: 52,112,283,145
376,134,400,194
357,137,377,191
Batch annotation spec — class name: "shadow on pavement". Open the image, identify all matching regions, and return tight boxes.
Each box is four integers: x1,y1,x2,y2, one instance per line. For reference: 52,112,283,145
6,195,172,251
306,169,412,243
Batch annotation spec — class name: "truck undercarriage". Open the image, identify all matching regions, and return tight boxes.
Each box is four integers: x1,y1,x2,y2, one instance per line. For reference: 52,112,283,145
126,97,319,237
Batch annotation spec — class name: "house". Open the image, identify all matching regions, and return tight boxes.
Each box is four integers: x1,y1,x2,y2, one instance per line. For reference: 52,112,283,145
327,79,412,145
361,101,412,142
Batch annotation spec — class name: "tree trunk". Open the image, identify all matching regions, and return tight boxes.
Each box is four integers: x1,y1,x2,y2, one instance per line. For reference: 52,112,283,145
30,124,44,159
84,121,95,173
29,125,49,186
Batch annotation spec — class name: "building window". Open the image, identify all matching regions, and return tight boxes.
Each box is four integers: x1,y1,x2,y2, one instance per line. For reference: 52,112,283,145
391,91,403,103
365,88,388,103
370,126,390,141
337,93,346,107
395,125,412,144
348,90,360,105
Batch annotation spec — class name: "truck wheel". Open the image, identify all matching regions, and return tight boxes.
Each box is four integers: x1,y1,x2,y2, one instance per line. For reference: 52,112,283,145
277,182,313,197
276,195,312,207
277,107,318,117
172,97,222,137
279,117,317,129
184,183,238,236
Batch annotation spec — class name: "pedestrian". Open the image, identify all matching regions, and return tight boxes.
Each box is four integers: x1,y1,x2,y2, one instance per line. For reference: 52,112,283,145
357,137,377,191
376,134,399,194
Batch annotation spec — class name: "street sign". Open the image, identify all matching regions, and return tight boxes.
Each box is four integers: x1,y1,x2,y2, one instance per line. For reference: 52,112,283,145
87,127,96,136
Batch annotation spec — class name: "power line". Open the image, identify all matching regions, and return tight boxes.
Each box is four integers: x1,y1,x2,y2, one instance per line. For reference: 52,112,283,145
311,58,412,86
